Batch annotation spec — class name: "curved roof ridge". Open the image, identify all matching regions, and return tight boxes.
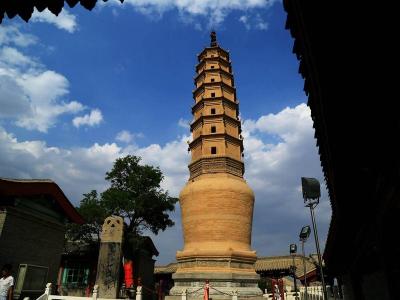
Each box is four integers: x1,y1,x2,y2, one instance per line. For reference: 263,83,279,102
0,177,84,224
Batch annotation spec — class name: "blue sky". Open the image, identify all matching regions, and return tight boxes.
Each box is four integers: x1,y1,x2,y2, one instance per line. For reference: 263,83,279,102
0,0,331,264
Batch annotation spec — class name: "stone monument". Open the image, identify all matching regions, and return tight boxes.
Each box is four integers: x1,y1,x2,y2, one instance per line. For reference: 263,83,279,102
95,216,124,298
169,32,262,298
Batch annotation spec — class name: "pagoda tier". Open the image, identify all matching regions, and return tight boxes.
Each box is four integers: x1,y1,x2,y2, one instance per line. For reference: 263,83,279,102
188,34,244,180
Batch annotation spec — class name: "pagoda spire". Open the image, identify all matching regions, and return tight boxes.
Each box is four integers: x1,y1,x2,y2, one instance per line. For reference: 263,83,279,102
210,30,218,47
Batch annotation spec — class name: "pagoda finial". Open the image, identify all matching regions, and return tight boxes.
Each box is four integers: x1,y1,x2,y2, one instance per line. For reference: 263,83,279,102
210,30,218,47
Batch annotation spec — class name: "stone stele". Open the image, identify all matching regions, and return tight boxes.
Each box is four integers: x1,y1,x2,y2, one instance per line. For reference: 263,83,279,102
95,216,124,298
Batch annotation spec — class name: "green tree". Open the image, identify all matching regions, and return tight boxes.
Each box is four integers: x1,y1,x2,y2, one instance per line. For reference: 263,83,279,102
66,155,178,249
101,155,178,235
66,190,107,244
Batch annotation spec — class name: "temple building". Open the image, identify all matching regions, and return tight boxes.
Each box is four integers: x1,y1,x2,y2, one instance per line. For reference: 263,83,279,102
283,1,397,299
0,177,84,299
169,32,262,298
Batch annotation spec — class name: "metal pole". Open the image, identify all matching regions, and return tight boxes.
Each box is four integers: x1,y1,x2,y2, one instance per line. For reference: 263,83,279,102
301,240,308,300
291,255,299,300
310,205,327,300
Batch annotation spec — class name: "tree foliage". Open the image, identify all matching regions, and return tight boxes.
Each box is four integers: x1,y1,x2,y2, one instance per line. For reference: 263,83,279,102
66,155,178,244
66,190,107,244
102,155,178,234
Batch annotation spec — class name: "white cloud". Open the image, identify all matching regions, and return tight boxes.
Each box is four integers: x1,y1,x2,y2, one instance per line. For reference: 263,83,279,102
256,21,268,30
194,23,203,31
133,135,190,196
116,130,134,143
0,26,97,132
241,103,330,256
31,8,78,33
115,130,144,143
112,8,120,17
0,75,31,119
0,47,35,67
0,49,85,132
239,15,251,30
255,13,268,30
0,25,37,47
239,13,268,30
178,118,190,129
0,125,188,203
147,104,330,262
104,0,278,26
0,103,330,263
0,126,121,201
73,109,104,128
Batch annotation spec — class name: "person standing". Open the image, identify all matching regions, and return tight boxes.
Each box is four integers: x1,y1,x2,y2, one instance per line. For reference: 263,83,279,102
0,264,14,300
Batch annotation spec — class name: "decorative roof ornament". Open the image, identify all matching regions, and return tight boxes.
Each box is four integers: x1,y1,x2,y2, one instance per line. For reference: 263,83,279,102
210,30,218,47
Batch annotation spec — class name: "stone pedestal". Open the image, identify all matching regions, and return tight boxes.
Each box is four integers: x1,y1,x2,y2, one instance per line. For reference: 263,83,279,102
169,256,262,299
95,216,124,298
170,273,261,299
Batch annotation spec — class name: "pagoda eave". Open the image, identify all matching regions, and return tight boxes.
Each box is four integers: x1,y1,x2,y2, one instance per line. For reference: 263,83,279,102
191,97,239,114
197,46,230,60
192,81,236,96
189,133,244,150
190,114,241,130
195,57,231,72
195,56,231,67
194,68,234,81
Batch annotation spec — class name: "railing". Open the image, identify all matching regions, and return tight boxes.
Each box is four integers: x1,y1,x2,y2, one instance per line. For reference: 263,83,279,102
262,291,300,300
299,286,343,300
34,283,144,300
37,283,343,300
261,286,343,300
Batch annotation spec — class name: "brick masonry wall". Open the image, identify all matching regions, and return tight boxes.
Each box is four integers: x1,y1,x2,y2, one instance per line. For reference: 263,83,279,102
0,207,65,289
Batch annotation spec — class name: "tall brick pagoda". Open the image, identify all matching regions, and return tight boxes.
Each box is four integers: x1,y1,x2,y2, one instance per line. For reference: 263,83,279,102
169,32,262,298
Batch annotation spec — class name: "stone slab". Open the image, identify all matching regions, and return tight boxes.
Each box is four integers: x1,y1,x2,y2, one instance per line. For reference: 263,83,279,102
95,216,124,298
95,242,122,298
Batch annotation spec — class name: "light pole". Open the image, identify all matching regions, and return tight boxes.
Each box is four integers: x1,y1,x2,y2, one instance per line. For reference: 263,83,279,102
299,225,311,300
289,244,299,300
301,177,327,300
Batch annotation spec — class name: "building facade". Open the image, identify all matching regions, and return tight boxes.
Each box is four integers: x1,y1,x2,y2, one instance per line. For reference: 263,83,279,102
0,178,83,300
283,1,397,299
58,236,159,300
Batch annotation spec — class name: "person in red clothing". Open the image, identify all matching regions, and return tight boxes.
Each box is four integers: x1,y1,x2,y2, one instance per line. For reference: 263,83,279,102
203,280,209,300
123,260,134,289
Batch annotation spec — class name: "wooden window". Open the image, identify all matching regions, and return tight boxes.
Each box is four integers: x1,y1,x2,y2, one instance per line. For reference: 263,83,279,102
211,108,216,114
211,147,217,154
211,126,216,133
63,263,89,286
211,78,215,82
211,92,215,97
